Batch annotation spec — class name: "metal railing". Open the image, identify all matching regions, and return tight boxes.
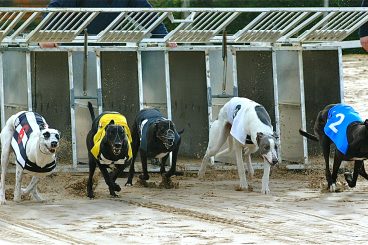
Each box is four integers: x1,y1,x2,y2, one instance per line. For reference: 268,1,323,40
0,7,366,45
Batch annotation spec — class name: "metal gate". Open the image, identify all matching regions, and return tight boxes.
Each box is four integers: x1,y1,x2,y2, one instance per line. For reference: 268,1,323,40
0,7,367,170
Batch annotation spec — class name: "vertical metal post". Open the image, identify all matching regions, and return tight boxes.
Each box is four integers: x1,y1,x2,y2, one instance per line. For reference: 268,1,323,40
164,50,172,120
338,47,344,103
26,52,32,111
96,50,103,114
231,48,238,97
83,29,88,96
137,50,144,110
68,51,78,168
0,52,4,128
205,49,214,165
271,50,282,162
298,49,308,165
164,50,173,165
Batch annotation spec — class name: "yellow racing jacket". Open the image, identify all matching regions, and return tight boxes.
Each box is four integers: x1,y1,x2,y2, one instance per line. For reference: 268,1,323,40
90,113,132,161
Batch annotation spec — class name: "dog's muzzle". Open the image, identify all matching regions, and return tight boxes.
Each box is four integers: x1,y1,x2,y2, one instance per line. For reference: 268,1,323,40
157,129,175,149
112,143,122,155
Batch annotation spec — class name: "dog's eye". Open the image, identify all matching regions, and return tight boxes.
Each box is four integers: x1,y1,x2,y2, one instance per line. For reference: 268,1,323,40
43,132,50,139
55,134,60,140
264,145,270,151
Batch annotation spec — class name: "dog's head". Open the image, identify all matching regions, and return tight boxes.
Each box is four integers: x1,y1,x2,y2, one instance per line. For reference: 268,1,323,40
155,119,177,150
104,120,128,156
39,124,61,154
257,132,279,166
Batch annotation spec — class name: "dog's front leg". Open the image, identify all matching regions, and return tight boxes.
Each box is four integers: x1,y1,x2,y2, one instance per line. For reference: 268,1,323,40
110,164,126,192
261,162,271,195
126,159,135,186
14,164,23,202
359,162,368,180
27,177,43,202
99,164,118,197
139,152,149,181
330,152,343,192
344,160,363,188
234,142,248,190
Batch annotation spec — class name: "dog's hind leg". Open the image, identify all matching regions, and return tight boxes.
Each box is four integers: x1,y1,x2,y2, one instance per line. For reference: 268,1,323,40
198,120,229,178
233,141,248,190
126,125,140,186
344,160,364,188
244,153,254,191
0,127,13,205
87,157,97,198
215,135,234,161
22,176,43,202
321,137,333,189
13,164,23,202
358,162,368,180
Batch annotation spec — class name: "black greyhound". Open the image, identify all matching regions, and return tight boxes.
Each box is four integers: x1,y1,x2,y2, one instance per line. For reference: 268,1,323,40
300,104,368,192
86,102,131,198
125,108,183,187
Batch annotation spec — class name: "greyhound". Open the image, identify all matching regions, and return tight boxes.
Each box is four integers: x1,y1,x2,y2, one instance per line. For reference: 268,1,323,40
0,111,60,204
199,97,279,194
300,103,368,192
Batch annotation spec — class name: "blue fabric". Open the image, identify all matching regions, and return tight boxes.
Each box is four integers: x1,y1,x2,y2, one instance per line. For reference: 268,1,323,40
324,104,363,154
48,0,168,37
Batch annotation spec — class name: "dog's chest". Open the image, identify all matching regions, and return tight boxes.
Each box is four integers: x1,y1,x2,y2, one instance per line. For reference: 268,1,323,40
99,154,126,165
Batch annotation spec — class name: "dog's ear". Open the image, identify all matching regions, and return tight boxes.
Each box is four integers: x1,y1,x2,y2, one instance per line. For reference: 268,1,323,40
39,123,46,130
256,132,264,145
364,119,368,129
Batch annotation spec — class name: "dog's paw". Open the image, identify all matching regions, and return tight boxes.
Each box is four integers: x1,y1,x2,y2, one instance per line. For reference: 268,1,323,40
125,182,133,187
197,170,205,179
113,183,121,192
87,192,95,199
110,193,119,198
329,183,337,192
139,174,149,181
261,187,271,195
344,172,356,188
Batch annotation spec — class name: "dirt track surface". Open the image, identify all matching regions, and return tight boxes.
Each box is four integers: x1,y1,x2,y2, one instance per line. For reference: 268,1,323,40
1,169,368,244
1,54,368,244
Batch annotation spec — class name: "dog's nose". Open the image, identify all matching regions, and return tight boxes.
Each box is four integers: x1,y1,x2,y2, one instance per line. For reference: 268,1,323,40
51,141,58,148
114,143,122,148
272,159,278,165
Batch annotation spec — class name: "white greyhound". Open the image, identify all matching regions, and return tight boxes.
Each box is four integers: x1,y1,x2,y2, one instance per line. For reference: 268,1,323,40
0,111,60,204
198,97,279,194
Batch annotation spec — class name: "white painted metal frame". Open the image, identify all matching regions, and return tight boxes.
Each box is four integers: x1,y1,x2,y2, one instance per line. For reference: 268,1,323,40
0,8,366,45
0,52,4,128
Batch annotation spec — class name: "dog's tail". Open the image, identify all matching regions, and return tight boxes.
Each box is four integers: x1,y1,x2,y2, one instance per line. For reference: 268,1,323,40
87,102,96,121
299,129,319,142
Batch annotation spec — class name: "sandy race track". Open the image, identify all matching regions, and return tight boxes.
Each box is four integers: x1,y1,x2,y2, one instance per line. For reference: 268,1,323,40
0,54,368,244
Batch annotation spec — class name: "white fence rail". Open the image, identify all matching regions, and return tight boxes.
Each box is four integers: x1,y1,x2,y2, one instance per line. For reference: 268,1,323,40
0,7,366,44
